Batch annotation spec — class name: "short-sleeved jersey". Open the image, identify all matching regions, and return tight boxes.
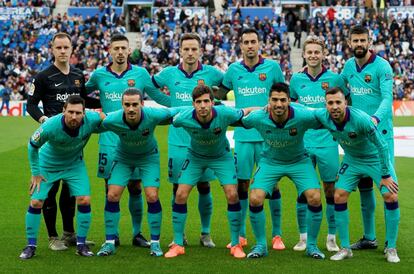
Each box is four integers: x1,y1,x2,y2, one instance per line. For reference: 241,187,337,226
102,107,175,163
86,63,171,147
152,63,223,147
27,64,98,121
242,104,320,164
28,111,102,175
314,107,391,176
290,68,348,148
223,57,285,142
172,106,243,158
341,53,394,136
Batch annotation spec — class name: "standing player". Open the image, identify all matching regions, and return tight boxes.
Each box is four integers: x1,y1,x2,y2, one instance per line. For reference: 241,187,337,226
26,32,101,250
151,33,223,247
164,85,255,259
314,87,400,263
241,83,325,259
341,25,395,250
96,89,177,257
20,95,103,259
86,34,170,247
290,35,347,252
222,28,286,250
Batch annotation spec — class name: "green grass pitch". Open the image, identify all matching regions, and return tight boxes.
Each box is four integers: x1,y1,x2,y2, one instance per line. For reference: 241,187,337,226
0,116,413,273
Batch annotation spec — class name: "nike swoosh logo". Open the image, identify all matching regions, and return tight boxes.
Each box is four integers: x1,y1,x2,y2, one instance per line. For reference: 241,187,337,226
55,82,63,87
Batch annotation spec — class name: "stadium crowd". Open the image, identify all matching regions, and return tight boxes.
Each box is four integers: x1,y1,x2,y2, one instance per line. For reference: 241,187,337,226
137,10,293,81
154,0,211,7
305,4,414,100
1,2,414,106
69,0,123,7
0,0,55,7
0,10,126,102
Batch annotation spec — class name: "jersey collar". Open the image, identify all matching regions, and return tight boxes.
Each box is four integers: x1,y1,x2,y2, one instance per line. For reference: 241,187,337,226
240,55,265,72
332,107,350,131
270,106,294,128
178,62,203,78
61,116,83,137
122,110,144,130
106,62,132,79
192,107,217,129
303,66,327,82
355,50,376,73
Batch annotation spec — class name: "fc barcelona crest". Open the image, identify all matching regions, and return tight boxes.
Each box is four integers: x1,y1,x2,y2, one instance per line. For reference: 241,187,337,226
321,82,329,90
142,128,150,136
289,128,298,136
213,127,222,135
364,74,371,83
197,79,205,86
128,79,135,87
74,79,81,87
259,73,267,81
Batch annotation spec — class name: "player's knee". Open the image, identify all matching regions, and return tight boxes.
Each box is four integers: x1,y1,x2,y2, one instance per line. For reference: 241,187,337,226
334,189,348,204
249,191,264,207
383,192,398,203
145,191,158,203
127,180,142,195
225,189,239,204
31,199,43,208
107,191,121,202
305,190,321,206
76,196,90,205
175,190,188,204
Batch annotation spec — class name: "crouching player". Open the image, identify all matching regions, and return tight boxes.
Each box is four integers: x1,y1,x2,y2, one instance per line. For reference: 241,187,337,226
97,88,179,257
165,85,256,259
241,83,325,259
20,95,104,259
314,87,400,263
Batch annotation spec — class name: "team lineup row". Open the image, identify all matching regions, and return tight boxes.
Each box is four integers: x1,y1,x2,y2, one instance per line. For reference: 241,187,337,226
20,26,399,263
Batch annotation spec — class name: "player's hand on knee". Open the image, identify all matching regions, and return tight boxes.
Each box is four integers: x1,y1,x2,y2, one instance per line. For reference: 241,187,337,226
380,177,399,194
30,175,46,195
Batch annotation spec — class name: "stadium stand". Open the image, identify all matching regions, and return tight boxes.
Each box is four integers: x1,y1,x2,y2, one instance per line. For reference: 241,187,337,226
0,1,413,101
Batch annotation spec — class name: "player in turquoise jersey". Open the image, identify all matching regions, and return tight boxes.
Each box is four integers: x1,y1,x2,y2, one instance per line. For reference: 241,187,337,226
164,85,257,259
222,28,286,250
86,34,170,248
241,83,325,260
314,87,400,263
151,33,223,247
20,96,104,259
290,35,348,252
341,25,394,251
96,88,178,257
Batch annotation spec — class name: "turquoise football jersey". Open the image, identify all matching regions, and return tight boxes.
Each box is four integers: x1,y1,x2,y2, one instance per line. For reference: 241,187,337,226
241,103,320,164
152,63,223,147
341,53,394,137
28,111,102,175
102,107,176,164
172,106,243,158
314,107,391,176
86,63,171,147
290,67,348,148
242,103,321,164
223,57,285,142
